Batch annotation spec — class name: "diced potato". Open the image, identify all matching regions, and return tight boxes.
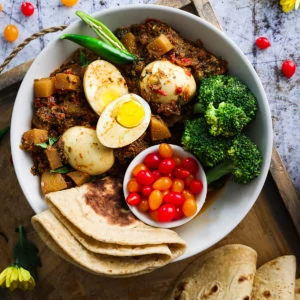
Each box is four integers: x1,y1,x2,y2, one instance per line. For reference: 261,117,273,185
45,145,63,170
22,129,48,147
41,171,68,194
34,77,56,98
149,115,171,141
147,34,174,57
66,170,90,186
55,73,81,91
121,32,137,54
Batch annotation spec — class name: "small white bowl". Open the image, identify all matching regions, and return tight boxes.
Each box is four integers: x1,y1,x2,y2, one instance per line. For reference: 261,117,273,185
123,144,207,228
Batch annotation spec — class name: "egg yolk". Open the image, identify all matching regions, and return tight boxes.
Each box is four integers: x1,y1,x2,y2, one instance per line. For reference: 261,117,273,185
116,100,145,128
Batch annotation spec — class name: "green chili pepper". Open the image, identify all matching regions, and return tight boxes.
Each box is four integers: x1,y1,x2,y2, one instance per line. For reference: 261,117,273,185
60,34,137,64
76,11,130,54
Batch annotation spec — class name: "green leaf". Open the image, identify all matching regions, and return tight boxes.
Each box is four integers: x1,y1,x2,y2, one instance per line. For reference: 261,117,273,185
36,142,48,149
0,126,10,141
49,136,58,146
50,165,71,174
13,226,41,280
79,49,89,66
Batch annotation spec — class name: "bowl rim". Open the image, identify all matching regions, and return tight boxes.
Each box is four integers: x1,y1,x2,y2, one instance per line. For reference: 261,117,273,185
10,4,273,261
123,144,208,229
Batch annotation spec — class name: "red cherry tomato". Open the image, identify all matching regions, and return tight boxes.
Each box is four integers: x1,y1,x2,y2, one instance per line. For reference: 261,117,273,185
152,169,161,181
163,192,186,206
157,204,176,222
189,179,203,194
137,198,149,212
255,36,271,49
158,158,176,174
141,185,153,197
144,152,161,169
126,192,141,206
174,167,190,179
281,60,296,78
182,157,199,174
4,24,19,42
173,206,184,220
135,170,154,186
21,2,34,16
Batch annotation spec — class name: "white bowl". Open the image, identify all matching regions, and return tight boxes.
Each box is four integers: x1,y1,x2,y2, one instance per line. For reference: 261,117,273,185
123,145,207,229
10,4,273,261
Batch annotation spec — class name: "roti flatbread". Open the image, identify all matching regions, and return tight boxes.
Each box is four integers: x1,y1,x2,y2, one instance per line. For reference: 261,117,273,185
251,255,296,299
165,244,257,299
32,177,186,277
32,210,180,277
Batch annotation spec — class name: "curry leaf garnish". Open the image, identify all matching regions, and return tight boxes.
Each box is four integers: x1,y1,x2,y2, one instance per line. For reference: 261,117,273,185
49,136,58,146
79,49,89,66
35,142,48,149
36,136,58,148
50,165,71,174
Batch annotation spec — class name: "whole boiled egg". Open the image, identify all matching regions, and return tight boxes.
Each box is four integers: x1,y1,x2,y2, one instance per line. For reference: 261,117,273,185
140,60,196,105
96,94,151,148
62,126,114,175
83,60,128,115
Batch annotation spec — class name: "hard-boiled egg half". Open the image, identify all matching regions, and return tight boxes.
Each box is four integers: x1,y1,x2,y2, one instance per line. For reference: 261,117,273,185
96,94,151,148
83,60,128,115
140,60,196,105
62,126,114,175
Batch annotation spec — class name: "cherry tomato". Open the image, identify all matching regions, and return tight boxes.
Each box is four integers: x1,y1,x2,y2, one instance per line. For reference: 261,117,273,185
174,167,190,179
152,176,173,190
126,192,141,206
189,179,203,194
182,157,199,174
141,185,153,197
137,198,149,212
132,163,147,177
158,143,173,158
172,155,183,166
182,198,197,217
0,4,3,12
127,178,141,193
136,170,154,186
149,210,158,221
184,174,195,187
144,152,161,169
173,206,184,220
152,169,161,181
148,190,163,210
4,24,19,42
158,158,176,174
60,0,78,6
182,190,195,201
157,204,176,222
255,36,271,49
171,179,184,193
21,2,34,16
281,60,296,78
163,192,185,206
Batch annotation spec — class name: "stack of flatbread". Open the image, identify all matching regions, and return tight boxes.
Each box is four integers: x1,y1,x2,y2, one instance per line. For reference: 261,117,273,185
31,177,186,277
165,244,297,299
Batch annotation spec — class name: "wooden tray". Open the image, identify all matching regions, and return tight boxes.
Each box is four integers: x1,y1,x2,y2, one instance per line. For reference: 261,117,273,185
0,1,299,299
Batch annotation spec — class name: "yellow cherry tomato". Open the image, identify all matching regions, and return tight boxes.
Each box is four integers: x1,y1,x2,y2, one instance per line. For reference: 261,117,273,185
132,163,147,177
148,190,163,210
4,24,19,42
171,179,185,193
60,0,78,6
182,198,197,217
152,176,172,190
158,143,173,158
0,4,3,12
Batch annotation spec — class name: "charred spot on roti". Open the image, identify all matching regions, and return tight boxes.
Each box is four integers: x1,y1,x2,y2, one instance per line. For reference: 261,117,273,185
209,284,218,294
84,177,137,226
262,290,271,298
243,297,250,300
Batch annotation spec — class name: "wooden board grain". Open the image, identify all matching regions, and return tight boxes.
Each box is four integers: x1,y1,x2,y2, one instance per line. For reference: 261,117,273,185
0,1,299,299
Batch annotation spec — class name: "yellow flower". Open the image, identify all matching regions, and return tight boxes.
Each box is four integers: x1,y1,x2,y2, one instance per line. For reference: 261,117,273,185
0,265,35,291
280,0,300,12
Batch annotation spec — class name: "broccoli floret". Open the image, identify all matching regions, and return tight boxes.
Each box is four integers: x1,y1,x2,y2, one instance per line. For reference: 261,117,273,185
181,117,232,167
197,75,258,120
206,134,262,184
205,102,250,137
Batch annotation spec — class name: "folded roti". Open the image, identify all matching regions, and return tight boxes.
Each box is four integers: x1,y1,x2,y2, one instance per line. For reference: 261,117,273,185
251,255,296,299
165,244,257,299
32,210,181,277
